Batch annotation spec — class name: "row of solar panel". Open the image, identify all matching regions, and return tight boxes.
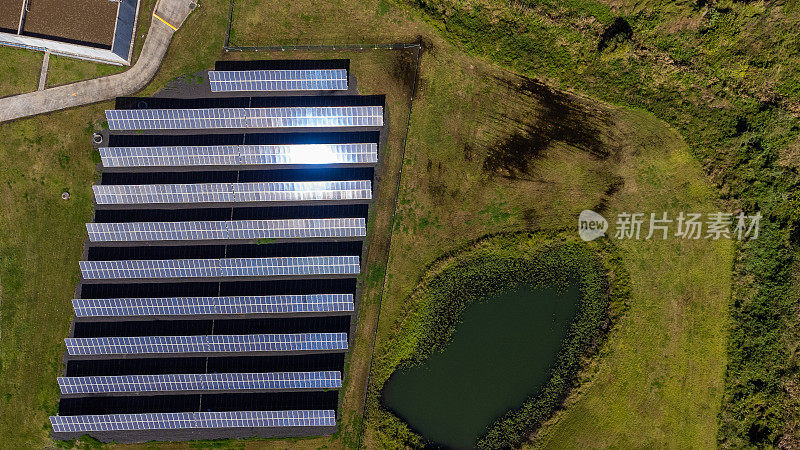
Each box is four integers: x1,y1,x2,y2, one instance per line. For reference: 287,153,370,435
50,410,336,433
210,69,347,85
209,69,348,92
105,107,384,130
92,180,373,205
210,69,346,81
99,143,378,167
79,256,360,280
65,332,349,356
86,218,366,242
213,80,347,92
72,294,355,317
58,371,342,394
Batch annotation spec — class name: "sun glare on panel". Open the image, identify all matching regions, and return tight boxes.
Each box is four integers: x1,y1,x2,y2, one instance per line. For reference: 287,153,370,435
289,144,340,164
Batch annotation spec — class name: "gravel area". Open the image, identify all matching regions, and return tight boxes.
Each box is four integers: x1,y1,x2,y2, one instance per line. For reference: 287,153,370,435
0,0,23,33
22,0,117,48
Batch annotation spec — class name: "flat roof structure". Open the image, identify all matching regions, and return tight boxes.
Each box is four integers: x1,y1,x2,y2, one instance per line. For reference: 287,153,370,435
50,59,385,443
0,0,140,65
0,0,24,33
23,0,118,48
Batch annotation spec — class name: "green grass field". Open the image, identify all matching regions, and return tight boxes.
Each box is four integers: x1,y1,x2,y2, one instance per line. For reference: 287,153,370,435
45,56,125,89
0,46,43,98
0,105,104,448
363,52,732,446
535,110,733,448
0,0,765,447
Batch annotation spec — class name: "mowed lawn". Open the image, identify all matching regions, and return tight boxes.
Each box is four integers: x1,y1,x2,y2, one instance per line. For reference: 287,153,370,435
0,46,42,98
0,0,732,448
0,106,102,447
534,110,733,448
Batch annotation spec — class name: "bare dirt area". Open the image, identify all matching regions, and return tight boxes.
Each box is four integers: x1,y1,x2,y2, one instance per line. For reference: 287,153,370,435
0,0,23,33
22,0,117,48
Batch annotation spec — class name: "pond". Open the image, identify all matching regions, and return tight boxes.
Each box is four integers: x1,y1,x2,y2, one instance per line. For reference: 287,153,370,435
381,283,582,448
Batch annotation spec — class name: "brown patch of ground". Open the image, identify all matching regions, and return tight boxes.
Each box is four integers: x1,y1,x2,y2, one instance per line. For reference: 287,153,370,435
0,0,23,32
22,0,117,48
779,135,800,167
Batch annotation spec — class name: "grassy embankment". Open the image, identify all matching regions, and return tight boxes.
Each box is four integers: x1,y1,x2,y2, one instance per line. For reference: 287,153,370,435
0,0,736,448
362,48,733,447
397,0,800,446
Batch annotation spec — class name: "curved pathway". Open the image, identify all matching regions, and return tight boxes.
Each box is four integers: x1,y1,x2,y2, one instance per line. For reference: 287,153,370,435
0,0,193,123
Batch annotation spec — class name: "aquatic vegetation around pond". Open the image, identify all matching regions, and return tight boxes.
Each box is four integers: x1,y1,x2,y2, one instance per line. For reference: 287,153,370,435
367,232,630,448
383,283,583,448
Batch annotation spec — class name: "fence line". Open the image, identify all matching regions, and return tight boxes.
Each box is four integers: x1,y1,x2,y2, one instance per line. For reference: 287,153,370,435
224,43,421,52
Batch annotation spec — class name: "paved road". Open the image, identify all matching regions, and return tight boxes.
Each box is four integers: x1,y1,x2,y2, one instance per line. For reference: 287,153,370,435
0,0,193,123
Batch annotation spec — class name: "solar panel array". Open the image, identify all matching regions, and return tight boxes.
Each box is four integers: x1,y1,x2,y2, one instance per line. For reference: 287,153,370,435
72,294,355,317
54,60,382,441
209,70,348,92
93,180,373,205
86,218,366,242
51,410,337,432
99,143,378,167
79,256,361,280
105,106,383,130
65,333,349,356
58,371,342,394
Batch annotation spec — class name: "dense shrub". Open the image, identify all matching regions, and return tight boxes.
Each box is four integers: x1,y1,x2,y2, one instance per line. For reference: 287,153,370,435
598,18,633,52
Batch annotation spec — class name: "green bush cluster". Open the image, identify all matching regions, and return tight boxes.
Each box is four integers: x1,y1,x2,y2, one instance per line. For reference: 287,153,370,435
368,232,629,448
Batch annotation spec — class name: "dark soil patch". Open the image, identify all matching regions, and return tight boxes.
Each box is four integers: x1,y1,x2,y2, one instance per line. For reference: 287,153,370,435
482,76,614,179
22,0,117,48
389,47,420,98
0,0,23,32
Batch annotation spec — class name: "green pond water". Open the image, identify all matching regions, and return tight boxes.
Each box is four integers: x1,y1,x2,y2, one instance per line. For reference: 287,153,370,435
381,283,582,449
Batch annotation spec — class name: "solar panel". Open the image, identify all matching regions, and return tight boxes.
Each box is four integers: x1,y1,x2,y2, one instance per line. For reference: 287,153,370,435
50,410,336,432
79,256,360,280
99,143,378,168
86,218,367,242
58,371,342,394
72,294,355,317
105,107,384,130
209,69,348,92
92,180,373,205
99,143,378,167
64,333,349,356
